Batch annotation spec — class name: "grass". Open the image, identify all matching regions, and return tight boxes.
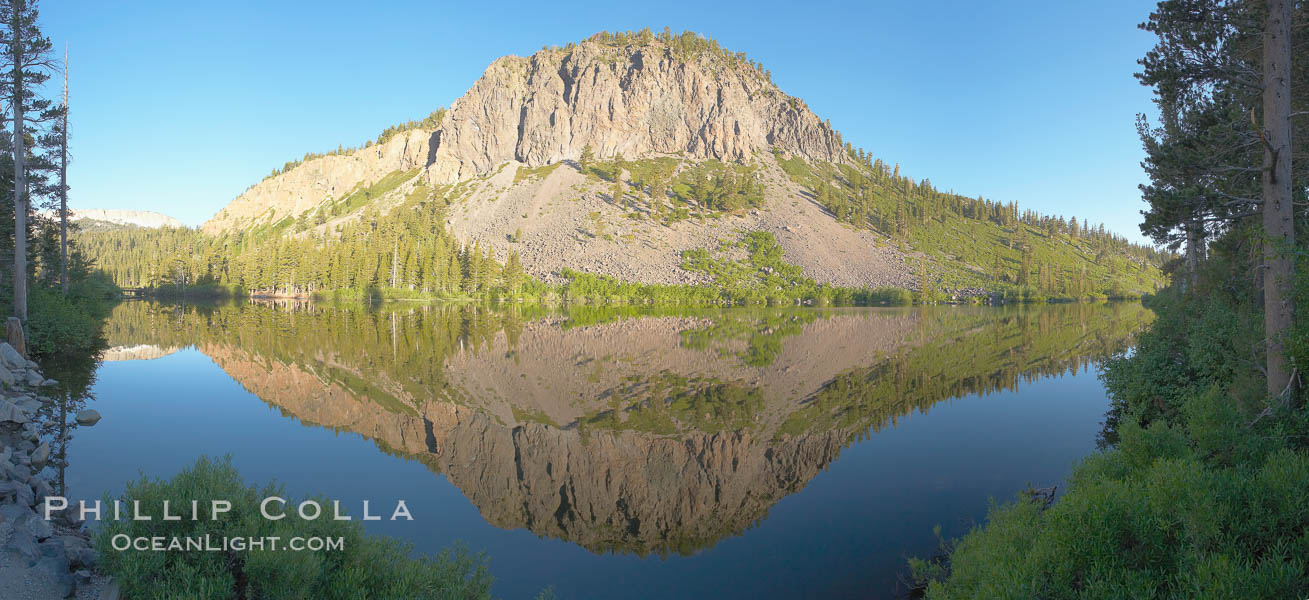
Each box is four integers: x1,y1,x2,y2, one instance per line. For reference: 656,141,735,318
93,456,495,600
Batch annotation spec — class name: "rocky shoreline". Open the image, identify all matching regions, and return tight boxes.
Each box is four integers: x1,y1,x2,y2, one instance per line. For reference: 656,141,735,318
0,342,114,599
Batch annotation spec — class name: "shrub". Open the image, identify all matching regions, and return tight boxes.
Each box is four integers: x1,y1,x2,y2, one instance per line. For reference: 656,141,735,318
914,231,1309,598
93,456,494,600
26,285,105,359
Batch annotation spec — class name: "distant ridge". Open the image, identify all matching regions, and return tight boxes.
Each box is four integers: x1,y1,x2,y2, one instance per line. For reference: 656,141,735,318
66,209,185,229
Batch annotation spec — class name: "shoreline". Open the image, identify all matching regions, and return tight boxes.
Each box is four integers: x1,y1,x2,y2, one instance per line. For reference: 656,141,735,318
0,342,112,599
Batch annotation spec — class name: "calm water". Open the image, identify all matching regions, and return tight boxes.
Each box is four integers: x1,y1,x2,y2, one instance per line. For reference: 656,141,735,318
51,301,1149,599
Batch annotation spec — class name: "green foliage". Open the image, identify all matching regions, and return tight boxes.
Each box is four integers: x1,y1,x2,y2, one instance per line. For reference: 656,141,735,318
26,286,103,359
76,174,536,302
668,160,765,213
916,226,1309,598
915,390,1309,600
513,161,564,184
770,149,1168,297
94,456,494,600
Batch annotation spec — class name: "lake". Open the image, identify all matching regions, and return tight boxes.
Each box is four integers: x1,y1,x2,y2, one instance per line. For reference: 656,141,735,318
48,301,1149,599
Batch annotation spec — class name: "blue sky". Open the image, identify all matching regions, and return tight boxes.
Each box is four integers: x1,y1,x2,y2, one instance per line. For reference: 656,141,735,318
41,0,1159,241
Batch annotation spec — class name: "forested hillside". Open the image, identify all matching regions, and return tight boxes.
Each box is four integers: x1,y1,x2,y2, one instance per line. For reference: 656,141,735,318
76,30,1168,303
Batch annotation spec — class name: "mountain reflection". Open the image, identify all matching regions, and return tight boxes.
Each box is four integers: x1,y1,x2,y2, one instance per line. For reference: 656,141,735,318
101,301,1151,556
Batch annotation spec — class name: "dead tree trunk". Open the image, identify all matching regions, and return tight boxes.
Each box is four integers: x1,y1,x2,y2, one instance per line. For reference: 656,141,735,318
10,0,27,321
59,42,67,294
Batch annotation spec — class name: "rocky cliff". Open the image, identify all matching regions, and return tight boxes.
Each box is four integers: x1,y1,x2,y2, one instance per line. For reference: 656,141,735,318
425,38,846,183
201,33,849,238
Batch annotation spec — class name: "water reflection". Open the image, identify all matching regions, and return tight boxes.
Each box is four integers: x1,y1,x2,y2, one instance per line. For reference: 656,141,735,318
93,301,1150,556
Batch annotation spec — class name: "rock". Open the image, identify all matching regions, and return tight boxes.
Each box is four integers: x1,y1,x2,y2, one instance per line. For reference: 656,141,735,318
74,546,98,569
0,501,36,523
75,409,101,426
35,555,75,598
42,378,57,386
0,401,28,424
0,326,21,364
15,396,41,412
23,509,53,540
205,36,847,236
32,477,52,502
4,527,38,563
30,441,50,471
25,369,44,387
0,362,14,387
0,480,17,501
38,537,68,562
100,578,121,600
0,340,21,370
15,481,34,507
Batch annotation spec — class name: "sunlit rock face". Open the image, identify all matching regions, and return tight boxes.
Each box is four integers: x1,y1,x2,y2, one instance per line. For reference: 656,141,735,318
426,40,846,184
201,35,846,236
100,344,180,362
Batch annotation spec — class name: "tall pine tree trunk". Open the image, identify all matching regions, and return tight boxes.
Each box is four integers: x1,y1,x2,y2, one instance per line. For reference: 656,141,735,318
1262,0,1296,400
59,42,67,294
10,0,26,321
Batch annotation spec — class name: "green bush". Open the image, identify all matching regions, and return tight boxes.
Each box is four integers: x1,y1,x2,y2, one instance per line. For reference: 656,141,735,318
26,286,104,359
94,456,494,600
915,231,1309,598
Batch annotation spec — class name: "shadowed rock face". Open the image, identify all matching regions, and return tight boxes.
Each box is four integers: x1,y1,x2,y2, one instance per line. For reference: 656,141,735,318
205,354,854,555
125,303,1150,555
195,312,916,554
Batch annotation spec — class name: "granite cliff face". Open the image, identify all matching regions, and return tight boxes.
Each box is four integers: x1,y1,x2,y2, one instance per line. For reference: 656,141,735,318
425,40,846,183
202,34,849,237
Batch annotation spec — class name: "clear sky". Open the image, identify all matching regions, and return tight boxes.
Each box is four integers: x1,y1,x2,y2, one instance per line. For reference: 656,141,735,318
40,0,1159,242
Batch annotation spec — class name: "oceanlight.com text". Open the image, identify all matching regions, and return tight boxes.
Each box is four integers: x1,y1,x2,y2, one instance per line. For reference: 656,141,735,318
109,534,345,552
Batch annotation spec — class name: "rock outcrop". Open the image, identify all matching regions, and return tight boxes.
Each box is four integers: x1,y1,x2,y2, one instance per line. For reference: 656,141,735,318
426,39,846,183
201,34,849,237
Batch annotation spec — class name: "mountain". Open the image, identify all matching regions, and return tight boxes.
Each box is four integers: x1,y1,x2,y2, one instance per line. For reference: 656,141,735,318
65,209,185,230
82,30,1167,297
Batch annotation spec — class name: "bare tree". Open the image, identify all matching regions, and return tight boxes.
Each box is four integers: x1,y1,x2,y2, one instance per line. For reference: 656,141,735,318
58,41,65,294
8,0,27,320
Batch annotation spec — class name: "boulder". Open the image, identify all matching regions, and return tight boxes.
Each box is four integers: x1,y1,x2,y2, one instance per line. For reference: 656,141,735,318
75,409,101,426
30,441,50,471
0,342,23,371
0,501,36,523
25,370,44,387
0,401,28,424
15,480,34,507
35,555,75,598
0,362,14,387
31,477,52,501
101,578,121,600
